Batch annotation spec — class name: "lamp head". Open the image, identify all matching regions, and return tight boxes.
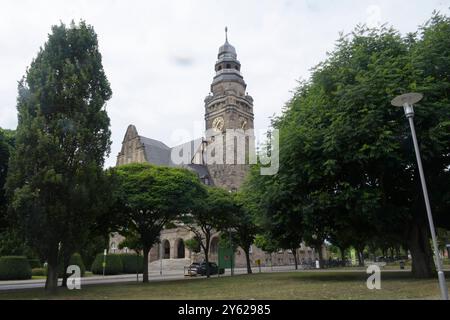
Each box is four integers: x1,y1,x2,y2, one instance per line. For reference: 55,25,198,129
391,93,423,118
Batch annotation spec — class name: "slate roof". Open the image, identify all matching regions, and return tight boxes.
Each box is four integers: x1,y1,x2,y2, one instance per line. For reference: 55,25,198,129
139,136,172,166
139,135,210,182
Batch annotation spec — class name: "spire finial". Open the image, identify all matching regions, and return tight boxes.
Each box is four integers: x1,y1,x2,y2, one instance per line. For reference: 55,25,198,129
225,26,228,42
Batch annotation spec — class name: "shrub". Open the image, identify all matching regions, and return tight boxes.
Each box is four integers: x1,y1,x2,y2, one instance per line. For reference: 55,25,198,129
56,253,87,277
91,253,123,275
68,253,86,277
120,254,144,274
32,268,47,276
185,238,201,253
0,256,32,280
28,259,41,269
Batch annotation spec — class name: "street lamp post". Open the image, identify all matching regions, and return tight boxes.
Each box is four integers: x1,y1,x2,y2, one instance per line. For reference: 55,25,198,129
160,242,163,276
391,93,448,300
102,249,107,277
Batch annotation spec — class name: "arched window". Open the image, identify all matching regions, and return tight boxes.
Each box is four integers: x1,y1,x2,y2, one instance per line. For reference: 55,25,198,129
226,64,231,69
162,240,170,259
177,239,185,259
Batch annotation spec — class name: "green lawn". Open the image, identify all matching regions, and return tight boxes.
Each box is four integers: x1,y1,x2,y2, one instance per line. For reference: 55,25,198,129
1,271,449,300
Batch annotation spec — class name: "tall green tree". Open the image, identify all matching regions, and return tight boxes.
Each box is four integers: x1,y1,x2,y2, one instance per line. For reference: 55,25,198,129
226,191,260,274
113,163,204,283
244,165,306,269
0,129,14,232
407,13,450,274
0,129,36,258
5,21,112,291
245,12,450,278
181,187,234,278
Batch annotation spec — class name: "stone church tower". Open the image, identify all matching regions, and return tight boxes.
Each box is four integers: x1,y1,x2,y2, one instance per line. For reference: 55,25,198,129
204,28,254,190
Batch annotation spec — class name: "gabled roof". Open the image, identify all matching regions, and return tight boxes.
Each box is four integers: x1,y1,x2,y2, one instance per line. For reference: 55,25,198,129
120,125,211,183
139,136,172,166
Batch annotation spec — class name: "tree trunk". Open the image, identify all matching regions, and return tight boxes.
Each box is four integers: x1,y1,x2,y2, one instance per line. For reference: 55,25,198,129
61,262,68,287
45,247,59,292
204,233,211,278
61,251,72,288
339,246,346,263
244,247,252,274
46,263,59,292
204,250,210,278
292,248,298,270
357,250,364,267
316,244,324,269
409,221,434,278
142,246,150,283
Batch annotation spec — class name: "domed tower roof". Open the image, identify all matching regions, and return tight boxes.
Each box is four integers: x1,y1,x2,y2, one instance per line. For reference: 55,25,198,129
208,27,247,94
218,27,237,59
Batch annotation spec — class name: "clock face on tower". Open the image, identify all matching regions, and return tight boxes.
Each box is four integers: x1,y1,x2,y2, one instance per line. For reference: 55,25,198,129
212,116,224,132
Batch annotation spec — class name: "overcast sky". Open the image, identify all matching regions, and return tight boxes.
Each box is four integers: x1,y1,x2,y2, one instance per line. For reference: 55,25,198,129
1,0,449,167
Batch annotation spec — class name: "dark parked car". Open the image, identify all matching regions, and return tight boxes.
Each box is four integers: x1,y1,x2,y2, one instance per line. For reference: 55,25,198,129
187,262,224,276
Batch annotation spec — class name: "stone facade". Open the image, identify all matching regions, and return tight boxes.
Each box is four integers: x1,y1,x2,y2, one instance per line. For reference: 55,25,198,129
116,125,147,165
110,30,325,269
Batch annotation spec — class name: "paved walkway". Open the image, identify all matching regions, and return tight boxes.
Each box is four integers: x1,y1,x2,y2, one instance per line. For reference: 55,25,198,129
0,265,305,291
0,265,424,291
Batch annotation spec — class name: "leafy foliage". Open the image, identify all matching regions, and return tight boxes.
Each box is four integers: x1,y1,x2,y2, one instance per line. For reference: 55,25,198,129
91,253,123,275
113,163,205,282
32,268,47,277
5,20,112,290
244,12,450,277
0,129,14,233
68,253,86,277
0,256,32,280
180,187,235,277
119,254,144,274
185,237,201,254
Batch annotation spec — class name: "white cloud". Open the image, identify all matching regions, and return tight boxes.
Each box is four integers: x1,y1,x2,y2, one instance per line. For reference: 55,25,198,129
0,0,449,167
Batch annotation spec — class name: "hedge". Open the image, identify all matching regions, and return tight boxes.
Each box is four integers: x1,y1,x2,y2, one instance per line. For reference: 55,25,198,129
120,254,144,274
28,259,42,269
0,256,32,280
68,253,86,277
57,253,86,277
32,268,47,277
91,254,123,275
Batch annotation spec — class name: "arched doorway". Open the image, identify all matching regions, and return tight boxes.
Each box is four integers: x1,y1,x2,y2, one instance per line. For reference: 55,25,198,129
177,239,185,259
162,240,170,259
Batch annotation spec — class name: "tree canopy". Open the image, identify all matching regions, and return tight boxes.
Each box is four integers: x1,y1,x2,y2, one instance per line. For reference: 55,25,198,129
244,12,450,278
0,129,14,233
5,21,112,291
113,163,205,282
